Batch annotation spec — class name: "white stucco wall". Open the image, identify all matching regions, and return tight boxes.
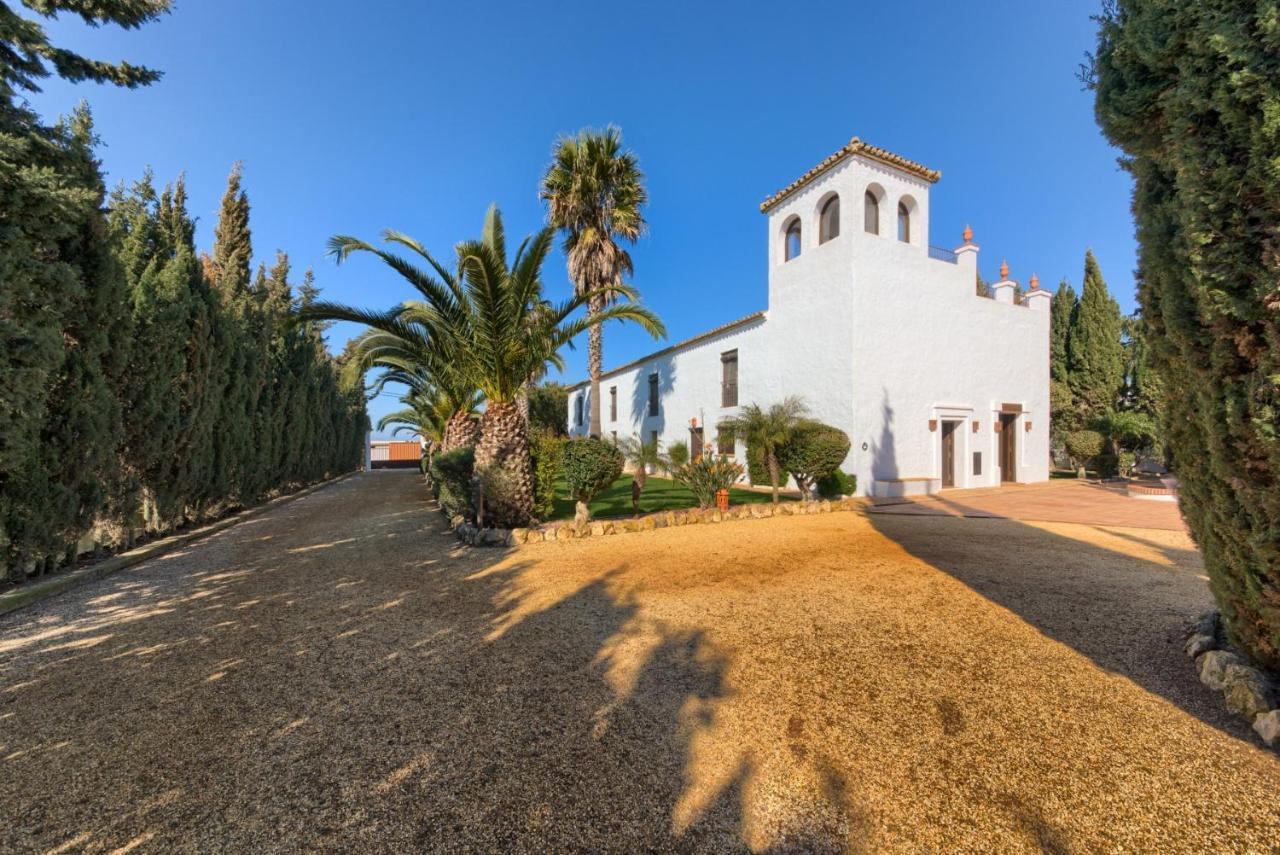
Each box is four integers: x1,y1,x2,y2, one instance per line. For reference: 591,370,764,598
567,317,766,471
568,144,1050,496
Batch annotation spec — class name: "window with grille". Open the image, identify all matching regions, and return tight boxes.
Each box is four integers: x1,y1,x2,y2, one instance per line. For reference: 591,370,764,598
647,373,659,416
717,427,735,456
609,386,617,421
721,350,738,407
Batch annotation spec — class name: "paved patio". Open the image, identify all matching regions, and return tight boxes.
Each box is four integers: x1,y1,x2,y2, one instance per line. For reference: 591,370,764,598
867,479,1186,531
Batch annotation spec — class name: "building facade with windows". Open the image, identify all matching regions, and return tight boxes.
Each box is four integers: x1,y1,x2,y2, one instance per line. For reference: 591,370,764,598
566,135,1050,496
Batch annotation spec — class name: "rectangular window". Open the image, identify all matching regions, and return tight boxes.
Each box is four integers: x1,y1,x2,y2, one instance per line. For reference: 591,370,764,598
717,427,735,456
648,372,659,416
721,350,738,407
609,386,617,422
650,430,658,448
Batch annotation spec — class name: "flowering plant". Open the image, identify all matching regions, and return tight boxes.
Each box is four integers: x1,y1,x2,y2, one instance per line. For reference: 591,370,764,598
670,449,745,509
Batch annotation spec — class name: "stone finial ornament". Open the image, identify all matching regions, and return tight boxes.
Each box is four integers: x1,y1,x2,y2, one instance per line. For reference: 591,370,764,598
999,259,1010,281
962,224,974,245
1029,273,1040,290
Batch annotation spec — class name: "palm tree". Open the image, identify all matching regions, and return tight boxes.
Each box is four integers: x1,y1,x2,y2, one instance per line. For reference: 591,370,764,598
617,434,662,515
541,126,648,439
309,206,664,527
302,229,482,453
718,397,808,503
377,384,481,478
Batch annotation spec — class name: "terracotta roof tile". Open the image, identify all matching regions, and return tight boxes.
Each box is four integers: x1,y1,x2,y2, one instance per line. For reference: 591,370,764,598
760,137,941,213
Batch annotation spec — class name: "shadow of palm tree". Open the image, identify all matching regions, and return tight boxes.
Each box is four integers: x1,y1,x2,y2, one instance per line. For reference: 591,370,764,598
0,470,864,852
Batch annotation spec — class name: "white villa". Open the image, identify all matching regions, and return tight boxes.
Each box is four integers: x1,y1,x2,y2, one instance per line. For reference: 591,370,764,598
566,135,1050,497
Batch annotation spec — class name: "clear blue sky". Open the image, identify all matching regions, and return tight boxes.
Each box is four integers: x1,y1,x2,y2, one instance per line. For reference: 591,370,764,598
29,0,1132,434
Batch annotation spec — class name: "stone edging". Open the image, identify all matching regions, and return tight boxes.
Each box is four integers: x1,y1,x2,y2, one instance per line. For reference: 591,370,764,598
1184,611,1279,747
449,497,866,547
0,471,359,618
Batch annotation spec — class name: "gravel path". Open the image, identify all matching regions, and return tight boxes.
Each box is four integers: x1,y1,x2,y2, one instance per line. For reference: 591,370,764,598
1,471,1276,853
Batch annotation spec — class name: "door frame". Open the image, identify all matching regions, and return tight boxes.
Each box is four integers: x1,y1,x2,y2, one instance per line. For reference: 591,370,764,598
998,412,1018,482
940,419,960,488
932,406,973,489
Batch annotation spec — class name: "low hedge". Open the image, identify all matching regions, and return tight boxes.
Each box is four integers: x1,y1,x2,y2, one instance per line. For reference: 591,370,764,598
431,446,475,520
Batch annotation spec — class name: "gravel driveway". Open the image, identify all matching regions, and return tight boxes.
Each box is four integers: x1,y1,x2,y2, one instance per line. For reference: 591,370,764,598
1,471,1276,852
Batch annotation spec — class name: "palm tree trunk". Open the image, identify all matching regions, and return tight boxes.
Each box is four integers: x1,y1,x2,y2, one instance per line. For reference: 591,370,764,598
442,410,480,453
517,379,531,426
474,400,535,528
767,451,781,504
587,292,604,439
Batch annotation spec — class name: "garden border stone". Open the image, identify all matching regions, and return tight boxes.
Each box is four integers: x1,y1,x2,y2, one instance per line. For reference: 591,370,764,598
1183,610,1280,748
443,496,867,550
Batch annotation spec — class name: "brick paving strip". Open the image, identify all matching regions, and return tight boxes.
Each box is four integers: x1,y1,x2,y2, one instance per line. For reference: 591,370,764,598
866,479,1187,531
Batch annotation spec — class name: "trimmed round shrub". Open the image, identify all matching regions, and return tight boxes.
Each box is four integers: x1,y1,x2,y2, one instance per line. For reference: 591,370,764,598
777,420,851,498
562,438,623,504
816,469,857,499
1064,429,1106,471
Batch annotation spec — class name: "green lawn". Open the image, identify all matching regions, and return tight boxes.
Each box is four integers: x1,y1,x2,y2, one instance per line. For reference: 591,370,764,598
551,474,789,521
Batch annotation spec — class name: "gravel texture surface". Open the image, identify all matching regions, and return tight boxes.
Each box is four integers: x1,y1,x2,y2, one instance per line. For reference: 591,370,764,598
1,470,1276,853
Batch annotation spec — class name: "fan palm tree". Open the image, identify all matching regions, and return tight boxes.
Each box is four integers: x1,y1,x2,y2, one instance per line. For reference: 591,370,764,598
718,397,808,503
541,126,648,439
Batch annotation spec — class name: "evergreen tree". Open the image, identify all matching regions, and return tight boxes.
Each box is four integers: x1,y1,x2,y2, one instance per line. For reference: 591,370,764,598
1049,280,1079,447
976,272,992,299
1093,0,1280,669
1067,250,1124,420
0,0,169,578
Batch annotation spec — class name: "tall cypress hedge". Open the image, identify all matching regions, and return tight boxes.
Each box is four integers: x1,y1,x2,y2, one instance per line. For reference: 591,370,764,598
1093,0,1280,669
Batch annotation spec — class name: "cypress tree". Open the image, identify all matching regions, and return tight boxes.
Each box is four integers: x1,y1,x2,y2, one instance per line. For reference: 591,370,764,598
1,2,169,579
208,165,257,506
1067,250,1124,420
976,272,993,299
1049,280,1079,445
1093,0,1280,668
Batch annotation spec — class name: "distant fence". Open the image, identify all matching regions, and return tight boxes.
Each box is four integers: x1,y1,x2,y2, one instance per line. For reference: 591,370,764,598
928,245,958,264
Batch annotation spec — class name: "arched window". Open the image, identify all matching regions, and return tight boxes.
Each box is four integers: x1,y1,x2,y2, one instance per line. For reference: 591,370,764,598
864,191,879,235
819,196,840,243
784,218,802,261
574,394,584,426
898,201,911,243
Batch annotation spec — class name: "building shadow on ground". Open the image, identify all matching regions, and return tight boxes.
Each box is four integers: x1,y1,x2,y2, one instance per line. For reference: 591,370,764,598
864,490,1257,744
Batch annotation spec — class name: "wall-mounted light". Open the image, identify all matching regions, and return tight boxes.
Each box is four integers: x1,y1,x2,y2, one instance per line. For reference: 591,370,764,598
1024,421,1033,432
972,421,981,433
928,419,938,432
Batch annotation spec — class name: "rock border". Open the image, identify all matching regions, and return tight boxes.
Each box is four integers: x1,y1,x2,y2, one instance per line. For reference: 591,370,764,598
1184,611,1280,747
0,471,360,618
447,497,866,548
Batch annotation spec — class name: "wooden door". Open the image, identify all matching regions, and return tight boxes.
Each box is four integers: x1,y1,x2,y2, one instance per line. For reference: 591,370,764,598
690,427,704,460
999,414,1017,482
941,421,957,488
